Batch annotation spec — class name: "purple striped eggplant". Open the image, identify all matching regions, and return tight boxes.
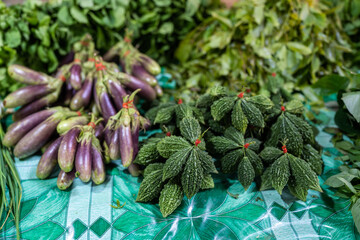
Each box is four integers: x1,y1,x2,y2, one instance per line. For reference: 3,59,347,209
14,110,77,159
4,84,53,108
109,128,121,160
13,92,59,121
131,63,157,87
91,145,105,184
64,81,75,106
69,64,82,90
57,169,76,190
57,116,89,135
120,74,156,101
70,77,93,110
128,163,140,177
107,79,127,111
3,109,56,147
58,128,81,172
132,116,140,158
8,64,49,85
120,124,134,167
138,54,161,75
59,51,75,67
75,139,92,182
36,136,63,179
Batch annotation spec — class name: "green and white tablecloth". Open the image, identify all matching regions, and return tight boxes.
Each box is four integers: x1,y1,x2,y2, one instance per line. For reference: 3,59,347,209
1,98,359,239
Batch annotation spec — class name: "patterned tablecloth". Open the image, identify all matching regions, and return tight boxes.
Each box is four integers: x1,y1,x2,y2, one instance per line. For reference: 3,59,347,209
1,89,359,239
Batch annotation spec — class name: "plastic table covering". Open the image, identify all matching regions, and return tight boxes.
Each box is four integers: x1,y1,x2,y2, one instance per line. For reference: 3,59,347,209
1,85,359,240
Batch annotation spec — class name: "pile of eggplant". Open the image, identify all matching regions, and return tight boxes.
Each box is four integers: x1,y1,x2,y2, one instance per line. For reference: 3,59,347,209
2,34,162,189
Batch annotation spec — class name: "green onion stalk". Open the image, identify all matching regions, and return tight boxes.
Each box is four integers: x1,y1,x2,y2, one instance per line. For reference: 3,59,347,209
0,101,22,240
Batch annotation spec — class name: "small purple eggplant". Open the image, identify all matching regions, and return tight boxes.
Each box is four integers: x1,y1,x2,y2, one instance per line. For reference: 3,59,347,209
131,63,158,87
70,77,93,110
108,79,127,111
120,74,156,101
75,139,92,182
58,128,81,172
57,169,76,190
91,145,106,184
69,64,82,90
8,64,49,85
36,136,63,179
4,84,53,108
3,109,56,147
120,125,134,167
109,128,121,160
139,54,161,75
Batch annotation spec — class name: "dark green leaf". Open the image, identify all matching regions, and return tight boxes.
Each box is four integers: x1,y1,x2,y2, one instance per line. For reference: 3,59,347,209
70,6,89,24
313,75,350,95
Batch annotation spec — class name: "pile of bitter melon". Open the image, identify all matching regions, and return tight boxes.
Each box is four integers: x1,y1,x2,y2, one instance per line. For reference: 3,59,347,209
135,86,323,217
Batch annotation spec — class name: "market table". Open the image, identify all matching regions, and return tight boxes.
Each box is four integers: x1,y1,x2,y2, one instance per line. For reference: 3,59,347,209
1,106,358,240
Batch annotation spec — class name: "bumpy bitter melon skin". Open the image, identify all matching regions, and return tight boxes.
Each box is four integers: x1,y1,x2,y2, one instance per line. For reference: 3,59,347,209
285,112,314,144
211,96,236,121
143,163,164,177
201,174,215,190
180,117,201,143
285,100,304,115
181,149,204,199
159,182,183,218
232,100,248,134
157,136,191,158
246,149,263,176
301,144,323,175
137,166,164,202
134,142,160,166
270,155,290,194
260,167,273,191
266,113,303,156
209,136,240,154
259,147,283,164
237,156,255,190
146,102,175,123
288,154,322,192
196,93,213,108
175,103,194,120
154,105,177,124
245,138,262,152
224,127,245,145
221,149,243,173
197,148,218,174
241,100,265,128
247,95,274,114
162,147,192,181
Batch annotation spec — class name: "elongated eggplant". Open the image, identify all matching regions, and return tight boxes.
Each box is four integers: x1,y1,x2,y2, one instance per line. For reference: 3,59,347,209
99,91,116,121
36,136,63,179
154,84,163,97
70,77,93,110
108,80,127,111
14,111,75,159
64,81,74,106
91,145,105,184
139,54,161,75
59,51,75,67
13,92,58,121
57,116,88,135
120,74,156,100
4,84,53,108
3,109,56,147
120,125,134,167
8,64,49,85
58,128,80,172
132,63,157,87
128,163,140,177
109,128,121,160
94,122,104,141
57,169,76,190
75,140,92,182
69,64,82,90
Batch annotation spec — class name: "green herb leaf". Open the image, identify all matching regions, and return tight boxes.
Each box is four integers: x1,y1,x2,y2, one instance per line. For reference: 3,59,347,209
70,6,89,24
342,91,360,122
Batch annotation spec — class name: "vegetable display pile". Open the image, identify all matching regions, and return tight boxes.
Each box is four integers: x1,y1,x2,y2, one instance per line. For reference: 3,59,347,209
134,86,323,217
171,0,353,96
0,0,219,96
2,34,163,191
